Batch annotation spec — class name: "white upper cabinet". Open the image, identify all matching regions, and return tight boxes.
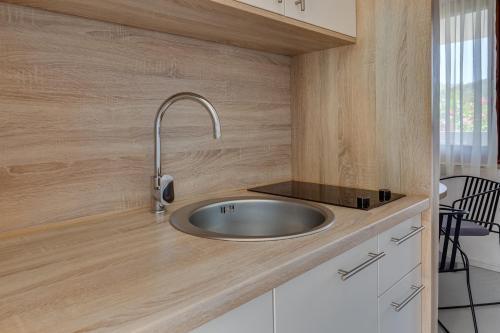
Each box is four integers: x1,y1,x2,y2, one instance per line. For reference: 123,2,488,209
236,0,356,37
237,0,285,14
284,0,357,37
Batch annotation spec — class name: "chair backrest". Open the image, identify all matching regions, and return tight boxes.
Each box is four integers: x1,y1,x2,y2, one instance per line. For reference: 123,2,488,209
442,175,500,230
439,207,466,272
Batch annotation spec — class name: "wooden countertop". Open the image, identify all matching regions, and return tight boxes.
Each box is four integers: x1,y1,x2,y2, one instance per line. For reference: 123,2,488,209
0,189,429,333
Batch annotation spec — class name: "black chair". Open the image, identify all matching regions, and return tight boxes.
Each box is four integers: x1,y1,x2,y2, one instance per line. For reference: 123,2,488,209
440,176,500,243
438,206,478,333
438,175,500,332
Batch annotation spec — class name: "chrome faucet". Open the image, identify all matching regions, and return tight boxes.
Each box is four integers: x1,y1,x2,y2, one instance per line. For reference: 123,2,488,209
152,92,222,213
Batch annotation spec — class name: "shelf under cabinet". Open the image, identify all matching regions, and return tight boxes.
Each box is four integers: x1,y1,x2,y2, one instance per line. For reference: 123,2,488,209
4,0,356,55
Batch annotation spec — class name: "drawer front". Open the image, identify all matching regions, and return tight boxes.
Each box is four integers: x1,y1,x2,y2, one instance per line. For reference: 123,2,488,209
378,215,422,295
275,236,380,333
191,292,273,333
379,265,423,333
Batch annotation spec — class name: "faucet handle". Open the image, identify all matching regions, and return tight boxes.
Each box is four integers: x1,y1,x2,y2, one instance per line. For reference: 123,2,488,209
152,174,174,213
162,176,175,204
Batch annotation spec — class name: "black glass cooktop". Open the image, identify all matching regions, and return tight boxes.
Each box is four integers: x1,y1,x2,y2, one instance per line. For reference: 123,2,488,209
248,181,405,211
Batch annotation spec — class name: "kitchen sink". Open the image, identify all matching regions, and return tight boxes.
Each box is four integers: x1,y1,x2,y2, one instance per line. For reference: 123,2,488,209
169,196,335,241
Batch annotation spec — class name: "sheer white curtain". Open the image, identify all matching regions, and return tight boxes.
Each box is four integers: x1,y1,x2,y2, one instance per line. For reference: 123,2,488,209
439,0,497,176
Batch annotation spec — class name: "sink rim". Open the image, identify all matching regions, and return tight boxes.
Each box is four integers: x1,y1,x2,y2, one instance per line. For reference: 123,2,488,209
169,196,335,242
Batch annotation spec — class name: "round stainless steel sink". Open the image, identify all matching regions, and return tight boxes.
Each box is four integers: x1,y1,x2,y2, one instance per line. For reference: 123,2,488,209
170,196,335,241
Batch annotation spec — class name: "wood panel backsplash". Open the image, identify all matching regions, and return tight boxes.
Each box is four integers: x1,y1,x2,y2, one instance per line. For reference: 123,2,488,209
291,0,432,196
0,3,291,232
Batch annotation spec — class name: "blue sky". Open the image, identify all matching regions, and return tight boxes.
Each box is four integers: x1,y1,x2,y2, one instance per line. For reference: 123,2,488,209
440,37,489,84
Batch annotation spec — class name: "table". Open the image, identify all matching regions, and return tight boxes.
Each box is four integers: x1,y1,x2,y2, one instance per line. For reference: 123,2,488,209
439,182,447,199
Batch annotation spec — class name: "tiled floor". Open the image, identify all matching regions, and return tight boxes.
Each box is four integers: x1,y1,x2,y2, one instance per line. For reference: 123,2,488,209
438,266,500,333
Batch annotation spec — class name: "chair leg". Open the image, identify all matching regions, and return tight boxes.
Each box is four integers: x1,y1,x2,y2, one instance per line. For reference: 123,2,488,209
438,319,451,333
491,223,500,245
464,265,479,333
497,224,500,245
488,223,500,245
439,301,500,310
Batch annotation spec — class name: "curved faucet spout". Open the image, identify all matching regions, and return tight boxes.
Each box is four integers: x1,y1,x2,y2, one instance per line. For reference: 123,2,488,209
152,92,222,213
154,92,222,178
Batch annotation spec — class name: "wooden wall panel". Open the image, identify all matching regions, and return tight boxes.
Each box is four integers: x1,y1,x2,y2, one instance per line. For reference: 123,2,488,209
292,0,432,193
0,3,292,232
291,0,377,189
373,2,435,332
291,0,434,331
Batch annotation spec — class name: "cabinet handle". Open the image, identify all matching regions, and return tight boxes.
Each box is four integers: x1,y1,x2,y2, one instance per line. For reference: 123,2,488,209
338,252,386,281
278,0,283,3
391,285,425,312
390,226,425,245
294,0,306,11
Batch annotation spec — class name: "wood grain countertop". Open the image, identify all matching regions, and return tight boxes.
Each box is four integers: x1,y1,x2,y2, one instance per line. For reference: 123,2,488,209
0,189,429,333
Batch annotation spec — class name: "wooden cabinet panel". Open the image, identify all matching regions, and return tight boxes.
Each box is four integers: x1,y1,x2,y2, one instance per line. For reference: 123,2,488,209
379,265,422,333
284,0,356,37
378,215,422,295
274,236,379,333
191,292,274,333
237,0,285,14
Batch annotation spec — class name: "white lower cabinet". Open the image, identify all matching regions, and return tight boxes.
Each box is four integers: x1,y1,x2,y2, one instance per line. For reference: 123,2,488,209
378,265,423,333
191,291,273,333
378,216,423,295
191,214,423,333
274,236,380,333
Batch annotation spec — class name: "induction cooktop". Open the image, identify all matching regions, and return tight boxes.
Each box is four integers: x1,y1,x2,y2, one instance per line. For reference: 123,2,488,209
248,181,405,211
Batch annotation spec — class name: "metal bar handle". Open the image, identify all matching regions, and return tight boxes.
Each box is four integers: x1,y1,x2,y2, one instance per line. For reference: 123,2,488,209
295,0,306,11
391,285,425,312
391,226,425,245
338,252,386,281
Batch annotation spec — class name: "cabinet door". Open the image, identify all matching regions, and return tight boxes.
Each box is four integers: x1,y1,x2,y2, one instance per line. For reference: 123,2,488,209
275,237,380,333
237,0,285,14
191,292,273,333
378,215,422,295
284,0,356,37
379,265,422,333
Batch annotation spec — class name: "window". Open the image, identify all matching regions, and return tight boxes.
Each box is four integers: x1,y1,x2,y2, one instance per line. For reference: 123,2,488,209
439,0,497,172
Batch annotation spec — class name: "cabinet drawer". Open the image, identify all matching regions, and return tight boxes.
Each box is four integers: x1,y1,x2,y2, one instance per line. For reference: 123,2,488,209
191,292,273,333
379,265,423,333
275,236,380,333
378,215,422,295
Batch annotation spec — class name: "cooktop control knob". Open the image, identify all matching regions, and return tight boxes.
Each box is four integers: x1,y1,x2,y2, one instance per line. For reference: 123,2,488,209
357,197,370,209
379,189,392,202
